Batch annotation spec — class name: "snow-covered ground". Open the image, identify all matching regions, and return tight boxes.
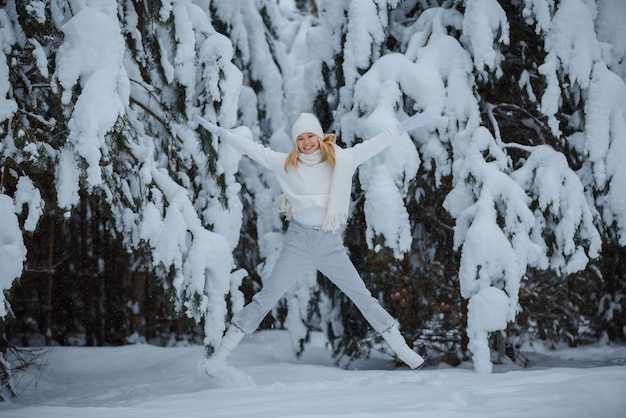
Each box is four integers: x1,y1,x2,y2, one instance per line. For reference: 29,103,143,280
1,330,625,418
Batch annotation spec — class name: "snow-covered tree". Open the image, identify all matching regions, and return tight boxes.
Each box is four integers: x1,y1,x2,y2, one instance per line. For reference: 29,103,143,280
284,0,623,372
0,0,245,355
1,0,625,387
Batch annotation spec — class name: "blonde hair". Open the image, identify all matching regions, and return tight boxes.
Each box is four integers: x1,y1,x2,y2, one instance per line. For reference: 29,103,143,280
284,133,337,172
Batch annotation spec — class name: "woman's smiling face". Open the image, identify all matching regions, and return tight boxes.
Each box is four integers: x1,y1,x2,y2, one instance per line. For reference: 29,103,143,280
296,132,321,154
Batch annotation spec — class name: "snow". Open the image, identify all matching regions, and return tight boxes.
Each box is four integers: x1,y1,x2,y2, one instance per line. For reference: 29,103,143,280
467,287,511,373
53,5,128,203
0,9,17,122
462,0,509,76
0,0,625,383
2,331,626,417
13,177,44,233
0,195,27,318
546,0,600,89
25,1,46,24
344,0,385,87
596,0,626,80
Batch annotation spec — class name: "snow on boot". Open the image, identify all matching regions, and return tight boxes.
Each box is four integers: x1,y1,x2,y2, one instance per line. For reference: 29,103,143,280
382,327,424,369
210,326,245,363
201,361,256,389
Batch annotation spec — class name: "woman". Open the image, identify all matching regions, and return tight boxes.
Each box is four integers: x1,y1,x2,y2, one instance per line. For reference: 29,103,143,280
196,111,430,368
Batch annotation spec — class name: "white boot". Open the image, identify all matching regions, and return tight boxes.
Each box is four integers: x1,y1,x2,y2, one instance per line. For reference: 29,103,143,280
210,326,245,363
382,327,424,369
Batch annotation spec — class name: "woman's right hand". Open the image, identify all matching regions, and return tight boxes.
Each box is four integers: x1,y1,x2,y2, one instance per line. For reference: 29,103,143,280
399,112,432,133
195,115,225,137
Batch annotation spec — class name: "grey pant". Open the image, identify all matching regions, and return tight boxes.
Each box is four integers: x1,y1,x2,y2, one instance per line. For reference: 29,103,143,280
232,221,396,334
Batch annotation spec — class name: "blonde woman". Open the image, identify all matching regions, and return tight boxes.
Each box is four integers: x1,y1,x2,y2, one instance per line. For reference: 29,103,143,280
196,111,430,368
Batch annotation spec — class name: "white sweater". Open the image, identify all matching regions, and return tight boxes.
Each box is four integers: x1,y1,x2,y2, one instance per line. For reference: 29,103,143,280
225,125,402,227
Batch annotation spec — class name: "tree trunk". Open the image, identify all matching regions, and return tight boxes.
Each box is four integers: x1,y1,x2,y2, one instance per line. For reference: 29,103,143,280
131,271,145,338
45,218,55,347
80,196,94,346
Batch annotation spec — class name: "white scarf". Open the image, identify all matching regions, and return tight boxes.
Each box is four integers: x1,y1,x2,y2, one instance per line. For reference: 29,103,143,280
323,145,352,231
282,145,353,232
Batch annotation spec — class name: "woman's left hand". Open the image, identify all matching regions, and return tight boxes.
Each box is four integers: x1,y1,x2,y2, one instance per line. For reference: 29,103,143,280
195,115,225,137
400,112,432,133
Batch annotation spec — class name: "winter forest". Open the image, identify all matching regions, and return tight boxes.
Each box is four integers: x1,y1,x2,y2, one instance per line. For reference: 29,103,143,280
0,0,625,401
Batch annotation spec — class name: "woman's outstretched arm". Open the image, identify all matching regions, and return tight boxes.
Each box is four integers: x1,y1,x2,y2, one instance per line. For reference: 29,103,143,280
195,115,284,171
350,112,432,166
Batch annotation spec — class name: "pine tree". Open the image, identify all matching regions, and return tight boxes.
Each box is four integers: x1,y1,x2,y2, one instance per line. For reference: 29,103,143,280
275,0,624,372
1,1,625,393
1,0,246,393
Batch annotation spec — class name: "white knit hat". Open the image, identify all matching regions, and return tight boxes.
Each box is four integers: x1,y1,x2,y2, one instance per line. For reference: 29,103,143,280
291,113,324,143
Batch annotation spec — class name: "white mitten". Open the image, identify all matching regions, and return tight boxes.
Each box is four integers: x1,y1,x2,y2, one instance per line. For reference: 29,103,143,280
195,115,225,137
399,112,432,134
